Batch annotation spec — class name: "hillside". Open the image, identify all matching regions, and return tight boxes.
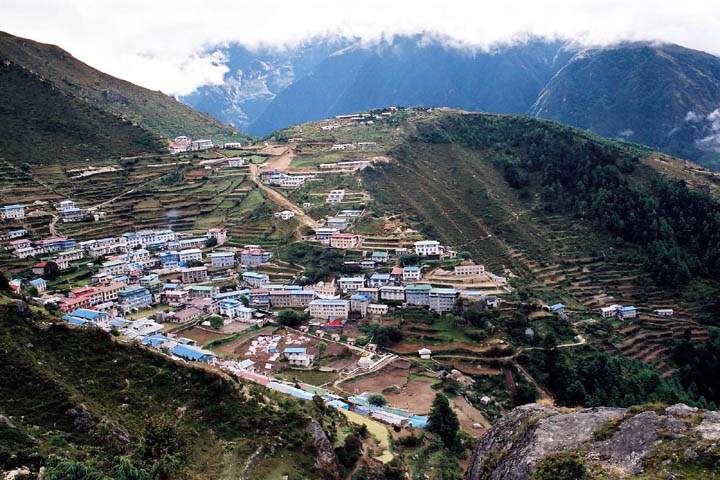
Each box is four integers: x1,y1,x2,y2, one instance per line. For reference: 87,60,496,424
181,36,720,169
275,108,720,381
0,31,242,143
0,299,342,479
465,402,720,479
0,60,166,164
530,43,720,170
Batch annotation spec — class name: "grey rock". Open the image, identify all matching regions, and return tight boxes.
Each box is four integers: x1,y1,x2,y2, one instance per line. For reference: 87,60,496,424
595,410,660,474
695,411,720,441
305,418,339,480
665,404,698,417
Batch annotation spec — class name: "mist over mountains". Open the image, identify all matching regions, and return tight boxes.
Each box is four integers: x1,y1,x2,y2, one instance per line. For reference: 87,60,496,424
182,35,720,168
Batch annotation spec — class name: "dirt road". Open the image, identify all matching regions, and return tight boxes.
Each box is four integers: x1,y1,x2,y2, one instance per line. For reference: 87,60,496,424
248,163,320,230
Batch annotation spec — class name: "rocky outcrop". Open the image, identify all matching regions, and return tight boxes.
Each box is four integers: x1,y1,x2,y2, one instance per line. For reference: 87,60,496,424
306,419,340,480
466,403,720,479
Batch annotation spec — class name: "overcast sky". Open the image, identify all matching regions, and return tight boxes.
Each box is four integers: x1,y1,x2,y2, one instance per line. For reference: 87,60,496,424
2,0,719,96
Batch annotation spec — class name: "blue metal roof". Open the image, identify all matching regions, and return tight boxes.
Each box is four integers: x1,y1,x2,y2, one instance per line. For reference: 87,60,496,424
550,303,566,311
283,347,307,354
170,344,214,361
142,334,169,347
69,308,104,321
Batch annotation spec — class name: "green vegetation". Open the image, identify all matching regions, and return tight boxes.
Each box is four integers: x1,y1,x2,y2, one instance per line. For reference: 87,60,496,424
410,113,720,290
278,242,357,284
0,31,244,142
672,329,720,404
520,342,714,409
367,394,387,407
0,62,165,165
0,300,338,478
276,309,309,328
427,393,460,452
533,452,588,480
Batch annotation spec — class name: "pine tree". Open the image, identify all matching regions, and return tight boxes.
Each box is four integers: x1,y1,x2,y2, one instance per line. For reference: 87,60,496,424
427,393,460,451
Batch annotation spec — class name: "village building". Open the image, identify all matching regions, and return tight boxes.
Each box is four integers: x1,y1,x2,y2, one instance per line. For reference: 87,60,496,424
227,157,246,167
29,278,46,293
405,283,432,306
207,227,228,245
178,248,202,264
315,227,340,245
371,251,389,264
97,281,127,302
117,286,153,311
357,287,379,302
219,299,255,321
181,266,208,284
273,210,295,220
223,142,243,149
402,266,422,281
326,217,349,231
331,143,356,150
242,271,270,287
188,285,216,298
369,273,393,288
100,259,128,276
414,240,441,256
240,248,272,266
428,288,459,313
269,289,316,308
418,347,432,359
172,307,203,323
171,344,215,363
453,260,485,277
209,251,236,268
380,285,405,302
62,308,110,327
191,139,214,151
338,276,365,292
618,306,637,319
600,304,622,318
309,299,350,320
350,294,370,317
1,204,25,220
367,303,389,317
330,233,360,249
326,190,346,204
283,347,314,367
654,308,674,317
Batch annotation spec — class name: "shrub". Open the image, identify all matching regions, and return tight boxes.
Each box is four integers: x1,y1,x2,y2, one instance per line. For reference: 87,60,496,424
533,452,588,480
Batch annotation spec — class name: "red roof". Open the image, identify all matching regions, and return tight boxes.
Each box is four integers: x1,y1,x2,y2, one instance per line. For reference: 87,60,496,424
322,319,344,329
331,233,355,239
390,266,403,275
33,261,48,268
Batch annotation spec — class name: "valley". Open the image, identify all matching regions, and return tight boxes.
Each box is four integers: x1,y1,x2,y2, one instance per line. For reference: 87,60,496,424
4,104,720,479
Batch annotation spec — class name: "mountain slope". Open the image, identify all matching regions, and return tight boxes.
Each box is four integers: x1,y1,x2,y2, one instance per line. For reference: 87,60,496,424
0,299,339,479
183,36,720,169
181,39,350,131
249,37,571,135
0,30,241,142
0,60,165,164
530,43,720,170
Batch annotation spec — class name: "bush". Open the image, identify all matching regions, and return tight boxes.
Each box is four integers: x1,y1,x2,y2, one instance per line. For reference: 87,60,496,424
368,394,387,407
276,310,308,328
533,452,588,480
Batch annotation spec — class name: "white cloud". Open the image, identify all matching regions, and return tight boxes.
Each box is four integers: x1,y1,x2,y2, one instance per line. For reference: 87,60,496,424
1,0,719,95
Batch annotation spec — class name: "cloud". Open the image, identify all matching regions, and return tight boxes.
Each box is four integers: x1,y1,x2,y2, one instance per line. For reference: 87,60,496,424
1,0,719,95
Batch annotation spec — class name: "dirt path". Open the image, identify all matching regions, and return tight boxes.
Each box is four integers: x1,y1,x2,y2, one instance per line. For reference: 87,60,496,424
263,147,295,171
248,163,320,230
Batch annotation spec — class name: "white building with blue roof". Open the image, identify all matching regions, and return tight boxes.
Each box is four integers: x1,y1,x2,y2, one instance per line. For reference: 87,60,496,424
0,204,25,220
170,344,215,363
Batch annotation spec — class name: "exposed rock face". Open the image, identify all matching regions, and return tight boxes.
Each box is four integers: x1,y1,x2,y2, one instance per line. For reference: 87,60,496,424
306,418,339,480
466,403,720,480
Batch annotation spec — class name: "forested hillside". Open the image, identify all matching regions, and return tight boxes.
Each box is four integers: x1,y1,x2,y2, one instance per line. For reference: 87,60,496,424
0,61,165,164
363,110,720,324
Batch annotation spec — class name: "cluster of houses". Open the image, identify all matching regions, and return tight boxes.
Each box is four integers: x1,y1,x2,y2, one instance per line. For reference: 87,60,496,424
260,170,315,189
599,304,638,319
